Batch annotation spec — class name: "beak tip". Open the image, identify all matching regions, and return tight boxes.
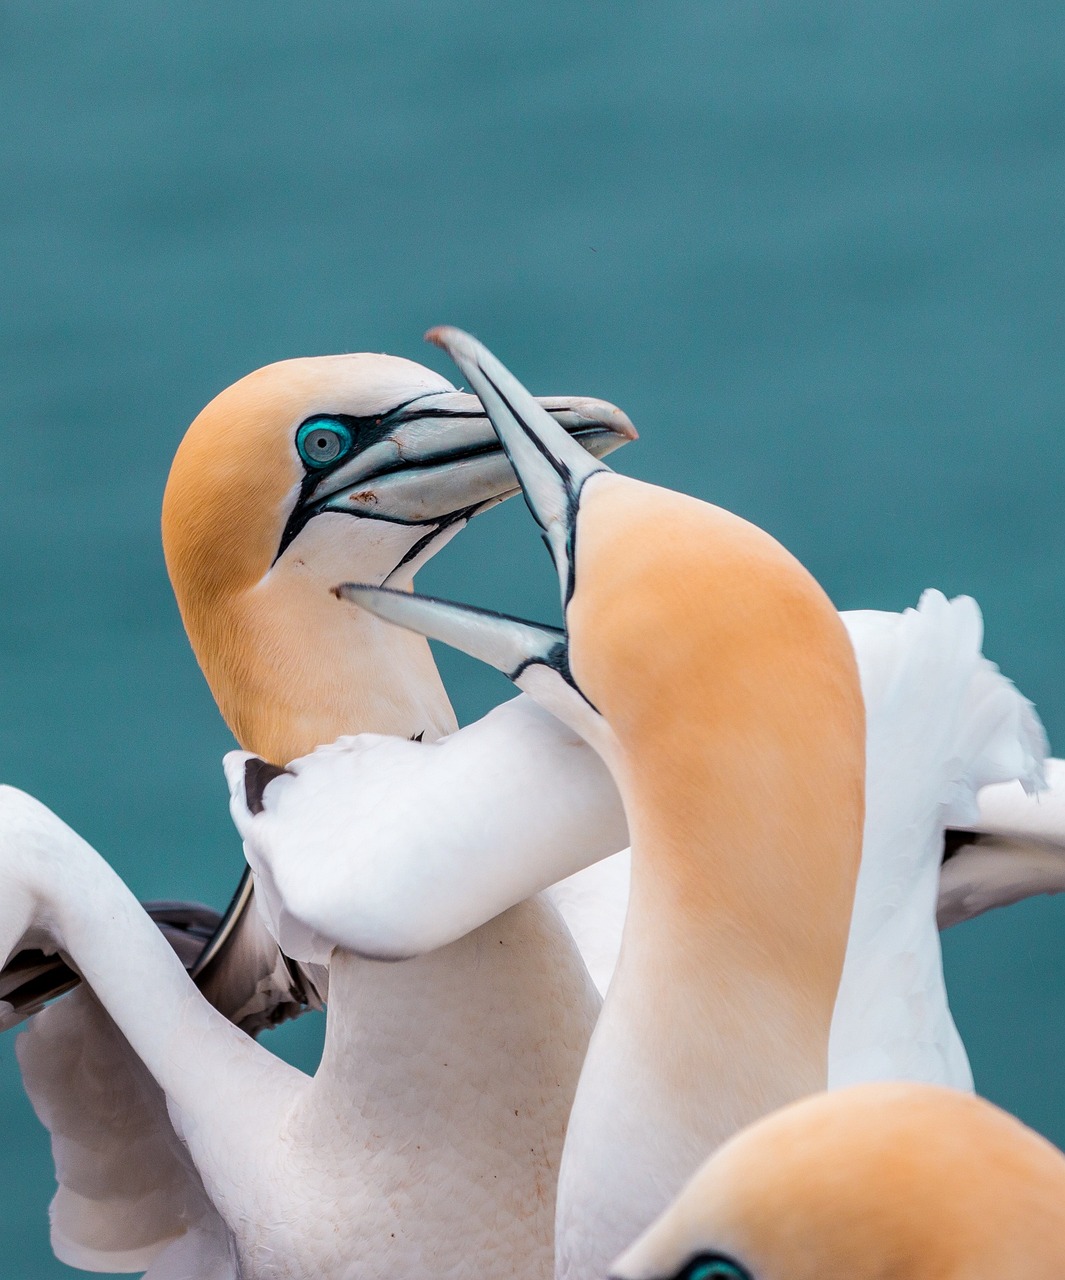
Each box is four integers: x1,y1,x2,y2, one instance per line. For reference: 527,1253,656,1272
613,410,639,442
570,398,639,444
425,325,469,356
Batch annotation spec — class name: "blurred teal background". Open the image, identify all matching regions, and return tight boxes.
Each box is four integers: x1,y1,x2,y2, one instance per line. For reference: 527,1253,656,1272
0,2,1063,1274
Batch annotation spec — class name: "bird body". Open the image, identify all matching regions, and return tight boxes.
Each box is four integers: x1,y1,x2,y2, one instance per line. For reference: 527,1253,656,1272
548,476,865,1280
344,329,1062,1280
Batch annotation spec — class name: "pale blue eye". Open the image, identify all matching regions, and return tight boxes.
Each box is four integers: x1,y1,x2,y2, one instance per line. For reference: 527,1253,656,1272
297,418,353,468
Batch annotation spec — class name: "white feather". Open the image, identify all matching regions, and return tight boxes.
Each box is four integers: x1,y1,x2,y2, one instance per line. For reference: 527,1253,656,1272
829,590,1046,1088
17,988,219,1273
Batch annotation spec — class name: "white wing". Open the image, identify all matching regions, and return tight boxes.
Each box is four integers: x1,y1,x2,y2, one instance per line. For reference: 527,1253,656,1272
16,987,225,1274
228,693,629,962
829,590,1047,1089
7,878,323,1274
0,787,304,1278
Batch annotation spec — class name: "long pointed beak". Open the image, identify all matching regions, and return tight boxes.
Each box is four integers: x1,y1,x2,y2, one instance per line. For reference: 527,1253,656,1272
426,327,614,606
338,583,568,682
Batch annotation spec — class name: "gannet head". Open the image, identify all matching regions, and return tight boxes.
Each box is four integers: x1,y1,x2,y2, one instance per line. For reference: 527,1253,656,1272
609,1083,1065,1279
162,351,634,760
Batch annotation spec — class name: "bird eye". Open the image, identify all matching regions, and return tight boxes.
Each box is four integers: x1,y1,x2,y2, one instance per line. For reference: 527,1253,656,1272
674,1255,752,1280
297,418,353,468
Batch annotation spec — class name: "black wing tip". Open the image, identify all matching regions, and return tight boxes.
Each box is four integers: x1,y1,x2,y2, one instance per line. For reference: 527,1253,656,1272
244,758,292,816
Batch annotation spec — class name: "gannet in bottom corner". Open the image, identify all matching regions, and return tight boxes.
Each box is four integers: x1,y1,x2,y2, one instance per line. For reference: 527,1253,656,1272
0,350,634,1278
613,1082,1065,1280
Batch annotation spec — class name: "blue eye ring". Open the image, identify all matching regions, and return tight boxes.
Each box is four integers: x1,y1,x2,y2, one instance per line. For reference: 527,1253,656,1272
297,418,354,469
676,1256,751,1280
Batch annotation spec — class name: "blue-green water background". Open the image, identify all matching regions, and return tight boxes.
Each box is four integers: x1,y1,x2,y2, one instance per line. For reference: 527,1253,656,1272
1,4,1063,1274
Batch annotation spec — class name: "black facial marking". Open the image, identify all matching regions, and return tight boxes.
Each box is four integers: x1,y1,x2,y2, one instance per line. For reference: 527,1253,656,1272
387,504,483,579
509,636,598,710
277,411,397,561
244,757,293,816
274,403,502,564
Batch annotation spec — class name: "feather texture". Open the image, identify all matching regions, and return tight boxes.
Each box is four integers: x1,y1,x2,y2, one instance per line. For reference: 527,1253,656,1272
829,590,1047,1088
17,988,219,1273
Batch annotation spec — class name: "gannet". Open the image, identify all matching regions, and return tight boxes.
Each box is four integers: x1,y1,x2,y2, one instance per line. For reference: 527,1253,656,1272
0,351,634,1278
613,1082,1065,1279
343,327,867,1279
338,328,1059,1278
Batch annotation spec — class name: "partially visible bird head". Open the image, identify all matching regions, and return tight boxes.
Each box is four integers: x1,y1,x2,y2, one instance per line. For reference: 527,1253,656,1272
162,351,633,760
610,1083,1065,1280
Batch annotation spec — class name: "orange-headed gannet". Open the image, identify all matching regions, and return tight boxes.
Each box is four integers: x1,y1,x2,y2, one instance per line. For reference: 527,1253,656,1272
613,1082,1065,1280
345,327,867,1279
0,352,633,1279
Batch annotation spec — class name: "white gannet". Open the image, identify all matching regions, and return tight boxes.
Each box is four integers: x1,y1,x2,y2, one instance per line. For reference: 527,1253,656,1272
0,351,633,1278
339,328,1061,1278
612,1082,1065,1280
342,327,868,1280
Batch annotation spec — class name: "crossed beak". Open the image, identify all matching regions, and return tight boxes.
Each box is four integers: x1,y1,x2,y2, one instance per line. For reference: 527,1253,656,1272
338,327,615,698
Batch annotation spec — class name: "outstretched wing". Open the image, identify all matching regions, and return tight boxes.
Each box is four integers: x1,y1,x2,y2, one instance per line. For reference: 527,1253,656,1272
228,694,629,963
17,986,220,1273
830,591,1047,1089
5,874,323,1272
0,875,326,1035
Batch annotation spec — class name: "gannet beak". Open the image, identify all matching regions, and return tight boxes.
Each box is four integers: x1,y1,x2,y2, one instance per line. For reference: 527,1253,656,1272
280,382,635,556
337,585,570,685
340,329,608,706
425,326,612,607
